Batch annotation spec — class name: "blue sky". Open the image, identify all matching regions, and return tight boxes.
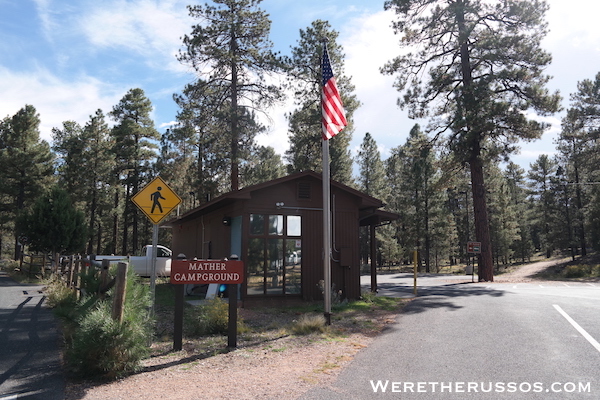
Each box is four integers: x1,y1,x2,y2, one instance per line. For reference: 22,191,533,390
1,0,599,172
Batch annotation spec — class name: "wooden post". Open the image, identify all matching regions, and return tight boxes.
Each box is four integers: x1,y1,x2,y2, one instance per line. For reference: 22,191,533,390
60,254,66,275
68,255,75,288
100,258,110,299
227,284,238,348
79,255,86,279
41,254,46,278
173,284,184,351
72,256,80,298
112,262,128,323
370,224,377,293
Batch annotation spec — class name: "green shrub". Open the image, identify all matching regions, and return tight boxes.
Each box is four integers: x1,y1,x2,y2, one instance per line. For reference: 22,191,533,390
55,266,153,379
45,276,77,309
0,259,20,274
564,264,590,278
360,290,377,303
186,297,231,336
68,303,150,379
290,313,327,335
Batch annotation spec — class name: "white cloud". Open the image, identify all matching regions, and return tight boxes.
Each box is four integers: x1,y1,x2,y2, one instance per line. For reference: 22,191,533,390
340,10,416,152
545,1,600,49
77,0,192,72
0,66,124,142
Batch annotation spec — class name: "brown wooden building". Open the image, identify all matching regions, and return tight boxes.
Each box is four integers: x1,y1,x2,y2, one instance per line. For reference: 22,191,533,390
167,171,397,303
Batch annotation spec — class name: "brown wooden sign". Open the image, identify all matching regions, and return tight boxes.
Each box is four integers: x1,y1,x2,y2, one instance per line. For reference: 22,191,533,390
170,260,244,285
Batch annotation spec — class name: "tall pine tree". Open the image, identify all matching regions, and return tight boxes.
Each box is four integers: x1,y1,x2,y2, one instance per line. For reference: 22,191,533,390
178,0,285,191
0,105,54,259
284,20,358,185
383,0,561,281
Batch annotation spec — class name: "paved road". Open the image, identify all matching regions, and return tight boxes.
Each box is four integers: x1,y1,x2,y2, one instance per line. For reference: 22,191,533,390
301,273,600,399
0,271,64,400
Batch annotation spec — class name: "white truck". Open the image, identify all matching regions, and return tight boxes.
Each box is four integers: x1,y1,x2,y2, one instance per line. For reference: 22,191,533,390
92,245,172,277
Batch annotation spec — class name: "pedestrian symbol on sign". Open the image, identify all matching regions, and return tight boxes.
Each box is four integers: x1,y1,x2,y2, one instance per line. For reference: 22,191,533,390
150,187,166,214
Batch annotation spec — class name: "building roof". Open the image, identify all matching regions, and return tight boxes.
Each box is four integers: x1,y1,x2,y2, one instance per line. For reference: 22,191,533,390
166,171,398,226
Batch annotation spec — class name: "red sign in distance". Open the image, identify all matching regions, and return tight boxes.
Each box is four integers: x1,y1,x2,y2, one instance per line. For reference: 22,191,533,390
170,260,244,285
467,241,482,254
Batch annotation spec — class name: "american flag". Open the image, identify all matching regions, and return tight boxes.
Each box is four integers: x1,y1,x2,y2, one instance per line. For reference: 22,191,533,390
321,45,347,140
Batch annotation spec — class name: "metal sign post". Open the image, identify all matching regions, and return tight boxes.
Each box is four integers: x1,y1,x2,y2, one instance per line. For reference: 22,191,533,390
413,249,418,296
149,224,159,314
131,176,181,314
467,241,482,282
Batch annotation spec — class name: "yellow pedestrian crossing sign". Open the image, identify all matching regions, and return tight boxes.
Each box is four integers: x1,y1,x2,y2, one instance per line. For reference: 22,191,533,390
131,176,182,224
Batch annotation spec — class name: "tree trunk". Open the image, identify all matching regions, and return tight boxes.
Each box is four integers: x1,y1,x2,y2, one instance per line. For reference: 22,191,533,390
470,155,494,281
456,0,494,281
230,31,239,192
574,164,587,256
111,189,119,255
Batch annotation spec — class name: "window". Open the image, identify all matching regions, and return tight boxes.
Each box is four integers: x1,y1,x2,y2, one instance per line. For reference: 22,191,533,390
287,215,301,236
247,214,302,296
250,214,264,235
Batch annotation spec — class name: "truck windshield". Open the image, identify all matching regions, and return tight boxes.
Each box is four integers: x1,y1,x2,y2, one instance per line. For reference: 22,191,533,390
138,246,172,257
157,247,171,257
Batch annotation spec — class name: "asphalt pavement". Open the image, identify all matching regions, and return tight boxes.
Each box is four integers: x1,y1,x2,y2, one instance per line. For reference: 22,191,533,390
301,272,600,399
0,271,65,400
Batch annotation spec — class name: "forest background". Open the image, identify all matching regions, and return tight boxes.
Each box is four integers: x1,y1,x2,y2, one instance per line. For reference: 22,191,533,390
1,0,599,276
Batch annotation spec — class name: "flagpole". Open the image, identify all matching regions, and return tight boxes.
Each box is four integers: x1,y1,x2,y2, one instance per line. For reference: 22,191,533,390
322,135,332,325
321,39,345,326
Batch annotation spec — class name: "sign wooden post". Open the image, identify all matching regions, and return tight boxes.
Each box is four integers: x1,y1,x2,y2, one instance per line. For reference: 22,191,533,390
170,259,244,349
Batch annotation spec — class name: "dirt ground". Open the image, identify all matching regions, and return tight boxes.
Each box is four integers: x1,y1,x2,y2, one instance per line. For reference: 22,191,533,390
64,299,402,400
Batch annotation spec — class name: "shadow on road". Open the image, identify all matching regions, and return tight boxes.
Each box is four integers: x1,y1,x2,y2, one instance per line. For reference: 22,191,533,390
0,276,65,400
373,282,505,315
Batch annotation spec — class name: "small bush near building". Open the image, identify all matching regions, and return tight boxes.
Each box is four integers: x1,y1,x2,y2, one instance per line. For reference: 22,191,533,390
47,266,153,380
290,314,327,335
185,297,245,336
68,303,150,379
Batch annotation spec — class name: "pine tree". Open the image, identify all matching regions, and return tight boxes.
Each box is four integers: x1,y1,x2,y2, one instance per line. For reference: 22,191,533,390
109,88,159,254
527,154,558,258
240,145,285,187
356,132,392,268
53,110,115,254
170,81,232,207
504,162,534,263
178,0,285,191
284,20,358,185
556,73,600,254
357,133,389,199
382,0,561,281
386,124,451,271
17,186,87,256
0,105,55,259
486,163,520,267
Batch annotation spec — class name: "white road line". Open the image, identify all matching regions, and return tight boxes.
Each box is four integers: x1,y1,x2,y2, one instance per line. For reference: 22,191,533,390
563,283,570,287
587,283,596,287
0,395,18,400
553,304,600,353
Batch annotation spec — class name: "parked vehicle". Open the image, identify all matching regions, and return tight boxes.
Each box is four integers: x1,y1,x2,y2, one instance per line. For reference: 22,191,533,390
93,245,172,276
